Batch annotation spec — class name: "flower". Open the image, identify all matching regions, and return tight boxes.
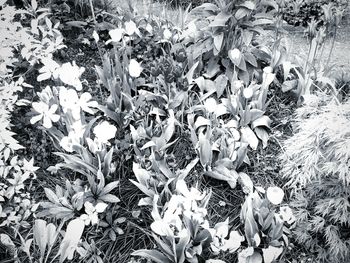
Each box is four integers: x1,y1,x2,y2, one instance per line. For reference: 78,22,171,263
128,59,142,78
262,66,275,88
163,28,172,39
266,186,284,205
80,202,108,226
56,61,85,91
243,87,254,99
37,86,54,104
60,121,86,152
37,57,60,82
228,48,242,65
59,87,97,120
209,218,244,255
93,121,117,144
125,20,139,36
22,158,39,177
92,30,99,43
78,92,98,114
30,102,60,129
278,206,295,224
107,28,125,43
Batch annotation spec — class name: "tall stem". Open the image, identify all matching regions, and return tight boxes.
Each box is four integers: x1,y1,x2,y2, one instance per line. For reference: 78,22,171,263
89,0,96,23
325,26,337,69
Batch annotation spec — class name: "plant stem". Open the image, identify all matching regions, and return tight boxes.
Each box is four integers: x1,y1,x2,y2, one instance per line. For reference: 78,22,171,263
325,26,337,69
89,0,96,23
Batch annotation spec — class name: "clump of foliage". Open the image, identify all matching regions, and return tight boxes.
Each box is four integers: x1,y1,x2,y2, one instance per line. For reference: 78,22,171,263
282,0,348,27
280,95,350,262
156,0,207,8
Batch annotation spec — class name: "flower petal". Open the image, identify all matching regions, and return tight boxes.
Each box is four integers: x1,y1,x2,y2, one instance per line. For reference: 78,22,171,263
95,202,108,213
30,114,43,125
266,186,284,205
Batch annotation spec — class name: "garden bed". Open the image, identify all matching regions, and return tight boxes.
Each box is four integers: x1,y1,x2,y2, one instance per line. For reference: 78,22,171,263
1,0,349,263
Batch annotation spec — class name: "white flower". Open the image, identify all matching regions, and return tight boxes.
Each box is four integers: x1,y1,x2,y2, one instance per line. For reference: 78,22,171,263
37,86,54,104
57,62,85,91
37,57,60,82
125,20,139,36
262,66,275,88
266,186,284,205
204,98,217,113
243,87,254,99
163,28,172,39
59,88,97,120
80,201,108,226
22,157,39,177
59,87,79,117
30,102,60,129
210,219,244,255
228,48,242,65
128,59,142,78
92,30,99,43
107,28,124,43
78,92,98,114
279,206,295,224
60,120,86,152
93,121,117,144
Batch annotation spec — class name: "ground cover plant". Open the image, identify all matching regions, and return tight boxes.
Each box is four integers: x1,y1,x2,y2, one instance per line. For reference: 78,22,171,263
0,0,349,262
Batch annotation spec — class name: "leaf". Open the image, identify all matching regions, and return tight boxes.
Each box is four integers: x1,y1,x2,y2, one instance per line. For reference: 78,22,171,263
132,249,171,263
141,141,156,150
254,127,269,149
34,219,48,259
100,181,119,196
176,229,191,262
209,11,232,27
99,194,120,203
195,77,216,92
281,79,298,92
244,53,258,67
65,21,88,28
59,219,85,262
164,110,175,142
239,1,256,10
251,116,271,129
0,234,15,248
204,57,220,78
186,61,199,84
215,74,228,98
103,148,114,177
262,246,283,263
214,33,224,54
31,0,37,11
198,129,212,168
235,8,250,20
46,223,57,247
37,72,52,82
153,235,175,261
247,252,263,263
252,18,273,26
238,172,254,194
195,116,211,130
129,179,154,197
241,127,259,150
44,188,59,204
151,220,172,237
